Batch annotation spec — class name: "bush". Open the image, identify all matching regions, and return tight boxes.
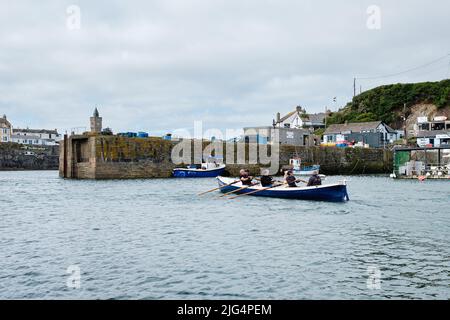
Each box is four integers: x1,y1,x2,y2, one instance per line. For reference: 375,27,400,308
327,79,450,127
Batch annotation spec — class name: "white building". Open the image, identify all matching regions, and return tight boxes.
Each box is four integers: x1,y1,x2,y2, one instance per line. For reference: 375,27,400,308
0,115,12,143
323,121,399,148
12,128,61,146
414,116,450,147
273,106,327,131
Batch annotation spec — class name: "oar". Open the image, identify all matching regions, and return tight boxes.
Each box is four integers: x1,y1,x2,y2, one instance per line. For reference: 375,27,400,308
228,183,284,200
197,180,240,196
218,182,260,198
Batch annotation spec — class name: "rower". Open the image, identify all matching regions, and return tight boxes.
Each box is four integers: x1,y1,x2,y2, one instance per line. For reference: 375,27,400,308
240,169,253,186
260,169,274,187
285,170,298,188
307,170,322,187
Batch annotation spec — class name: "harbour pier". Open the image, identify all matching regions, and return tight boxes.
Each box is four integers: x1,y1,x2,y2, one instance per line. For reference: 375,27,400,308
59,134,393,179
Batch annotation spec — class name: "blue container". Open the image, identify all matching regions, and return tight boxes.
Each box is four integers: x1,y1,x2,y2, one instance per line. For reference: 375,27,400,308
137,132,149,138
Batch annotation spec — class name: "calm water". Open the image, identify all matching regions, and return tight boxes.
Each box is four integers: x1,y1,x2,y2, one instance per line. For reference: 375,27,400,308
0,171,448,300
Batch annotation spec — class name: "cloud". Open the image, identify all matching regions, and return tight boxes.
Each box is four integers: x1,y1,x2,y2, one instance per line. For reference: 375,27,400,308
0,0,449,135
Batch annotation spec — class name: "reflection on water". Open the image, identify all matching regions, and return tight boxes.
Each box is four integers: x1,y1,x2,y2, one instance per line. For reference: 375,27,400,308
0,171,448,299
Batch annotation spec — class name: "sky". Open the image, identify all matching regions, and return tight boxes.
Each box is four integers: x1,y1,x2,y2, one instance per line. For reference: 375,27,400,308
0,0,449,137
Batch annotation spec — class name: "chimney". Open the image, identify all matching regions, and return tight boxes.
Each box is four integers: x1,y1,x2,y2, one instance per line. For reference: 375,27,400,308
276,112,281,123
296,106,302,113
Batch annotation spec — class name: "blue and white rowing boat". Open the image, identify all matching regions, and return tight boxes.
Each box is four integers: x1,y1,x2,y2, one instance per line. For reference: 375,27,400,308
217,176,349,202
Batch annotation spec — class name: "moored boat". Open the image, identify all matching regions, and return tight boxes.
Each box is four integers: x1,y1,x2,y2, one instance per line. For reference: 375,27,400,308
173,156,226,178
217,176,349,202
290,158,322,176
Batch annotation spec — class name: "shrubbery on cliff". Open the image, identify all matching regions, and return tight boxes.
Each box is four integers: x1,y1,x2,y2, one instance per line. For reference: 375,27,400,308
327,79,450,126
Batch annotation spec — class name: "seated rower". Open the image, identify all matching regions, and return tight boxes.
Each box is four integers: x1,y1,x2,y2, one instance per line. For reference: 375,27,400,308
307,170,322,187
260,169,274,187
285,170,298,188
240,169,253,186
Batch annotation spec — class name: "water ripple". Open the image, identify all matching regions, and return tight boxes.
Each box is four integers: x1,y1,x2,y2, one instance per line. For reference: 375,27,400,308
0,171,448,299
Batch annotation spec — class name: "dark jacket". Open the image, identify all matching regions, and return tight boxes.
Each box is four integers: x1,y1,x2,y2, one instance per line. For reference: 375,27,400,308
260,176,274,187
240,175,253,186
307,174,322,187
286,175,297,187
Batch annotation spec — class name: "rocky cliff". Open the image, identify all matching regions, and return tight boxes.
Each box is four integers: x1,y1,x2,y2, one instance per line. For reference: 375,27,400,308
0,143,59,170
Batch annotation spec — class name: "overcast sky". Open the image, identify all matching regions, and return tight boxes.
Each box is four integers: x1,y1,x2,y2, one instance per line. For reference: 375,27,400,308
1,0,449,136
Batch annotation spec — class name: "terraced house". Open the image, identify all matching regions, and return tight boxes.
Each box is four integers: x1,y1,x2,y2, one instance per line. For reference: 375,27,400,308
0,114,12,143
11,128,61,146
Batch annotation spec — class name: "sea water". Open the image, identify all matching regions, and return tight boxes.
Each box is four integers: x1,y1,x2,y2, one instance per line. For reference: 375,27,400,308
0,171,448,299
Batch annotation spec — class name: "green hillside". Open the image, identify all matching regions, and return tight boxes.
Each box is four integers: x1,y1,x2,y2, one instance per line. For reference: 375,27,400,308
327,79,450,127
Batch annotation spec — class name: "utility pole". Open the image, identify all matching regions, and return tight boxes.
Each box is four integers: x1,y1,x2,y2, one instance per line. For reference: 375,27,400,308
403,103,408,144
353,77,356,97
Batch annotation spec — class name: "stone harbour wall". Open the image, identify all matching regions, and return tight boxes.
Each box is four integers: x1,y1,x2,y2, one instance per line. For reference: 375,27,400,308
59,135,393,179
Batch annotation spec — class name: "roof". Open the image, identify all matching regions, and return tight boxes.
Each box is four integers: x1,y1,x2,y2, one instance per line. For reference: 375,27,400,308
324,121,384,134
0,116,11,128
13,128,59,134
276,108,326,125
384,124,397,134
307,113,327,124
11,134,55,141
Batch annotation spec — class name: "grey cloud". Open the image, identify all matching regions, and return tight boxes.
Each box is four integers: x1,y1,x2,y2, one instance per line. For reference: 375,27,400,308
0,0,449,135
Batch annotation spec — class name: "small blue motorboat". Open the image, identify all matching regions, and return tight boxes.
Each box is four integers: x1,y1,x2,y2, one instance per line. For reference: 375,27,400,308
290,158,322,176
173,156,226,178
217,176,349,202
173,164,226,178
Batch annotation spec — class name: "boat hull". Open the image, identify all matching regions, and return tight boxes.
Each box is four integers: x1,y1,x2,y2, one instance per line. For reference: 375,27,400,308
173,166,226,178
292,165,321,176
293,170,319,176
217,177,349,202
